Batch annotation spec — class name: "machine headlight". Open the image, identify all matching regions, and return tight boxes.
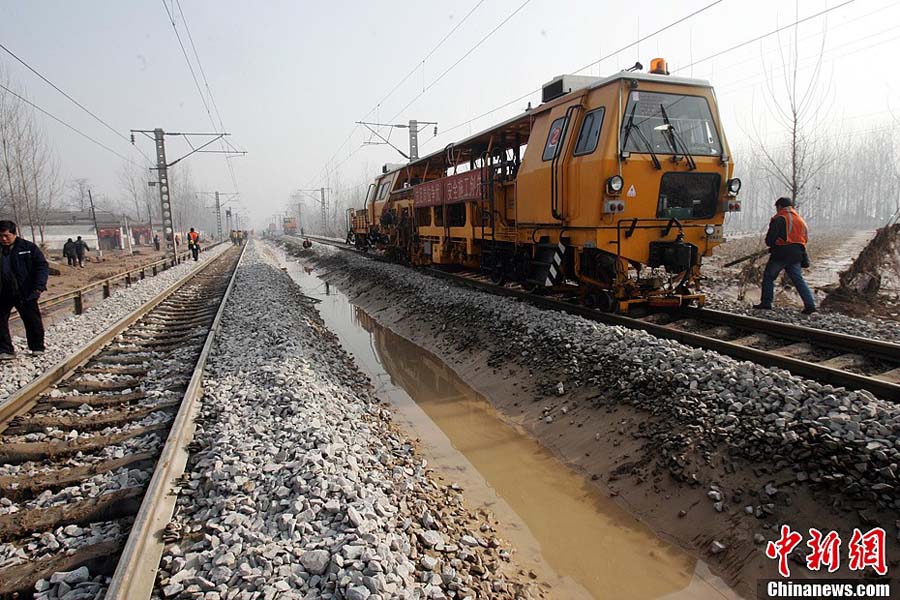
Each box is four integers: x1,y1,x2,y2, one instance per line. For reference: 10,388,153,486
607,175,624,194
705,225,715,236
727,178,742,195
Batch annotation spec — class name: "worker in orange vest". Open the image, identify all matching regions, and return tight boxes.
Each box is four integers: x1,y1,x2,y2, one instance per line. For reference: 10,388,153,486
187,228,200,261
754,197,816,314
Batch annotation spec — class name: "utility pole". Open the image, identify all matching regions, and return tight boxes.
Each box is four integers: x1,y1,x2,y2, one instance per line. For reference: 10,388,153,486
87,189,102,259
154,128,175,263
131,127,245,264
357,119,437,160
123,215,133,254
293,188,332,235
215,192,222,241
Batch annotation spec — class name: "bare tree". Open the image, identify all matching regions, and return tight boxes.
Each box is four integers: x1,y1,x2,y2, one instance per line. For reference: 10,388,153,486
0,70,59,244
67,178,91,212
751,14,832,208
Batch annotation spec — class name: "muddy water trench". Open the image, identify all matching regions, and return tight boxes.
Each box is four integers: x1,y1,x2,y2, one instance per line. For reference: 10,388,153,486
276,248,742,600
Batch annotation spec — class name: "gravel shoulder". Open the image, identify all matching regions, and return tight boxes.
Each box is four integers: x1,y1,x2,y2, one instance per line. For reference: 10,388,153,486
153,241,543,600
0,244,229,403
301,244,900,598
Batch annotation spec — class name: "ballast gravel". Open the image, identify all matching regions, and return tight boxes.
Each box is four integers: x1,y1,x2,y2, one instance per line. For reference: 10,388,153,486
153,241,538,600
302,245,900,515
706,296,900,344
0,244,229,402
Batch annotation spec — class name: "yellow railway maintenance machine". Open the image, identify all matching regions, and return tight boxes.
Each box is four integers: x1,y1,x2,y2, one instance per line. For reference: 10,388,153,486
348,59,741,312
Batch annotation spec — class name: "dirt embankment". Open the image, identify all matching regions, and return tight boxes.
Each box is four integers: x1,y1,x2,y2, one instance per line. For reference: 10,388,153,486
43,248,168,297
304,247,899,600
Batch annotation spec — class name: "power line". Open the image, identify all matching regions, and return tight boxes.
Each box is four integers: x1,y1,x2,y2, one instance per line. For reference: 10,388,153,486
387,0,534,123
161,0,216,128
301,0,488,191
375,0,486,118
0,82,141,166
673,0,858,73
174,0,227,134
162,0,242,196
421,0,728,152
303,0,533,191
0,41,151,164
571,0,724,75
176,0,242,195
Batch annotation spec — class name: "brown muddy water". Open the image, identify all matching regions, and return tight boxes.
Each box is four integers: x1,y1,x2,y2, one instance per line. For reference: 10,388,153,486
273,247,743,600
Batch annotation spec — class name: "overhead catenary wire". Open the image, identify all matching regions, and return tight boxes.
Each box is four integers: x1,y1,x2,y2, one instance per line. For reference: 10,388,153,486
0,41,152,164
0,82,142,166
386,0,534,124
421,0,728,150
423,0,864,154
672,0,858,73
162,0,242,196
300,0,488,192
304,0,533,197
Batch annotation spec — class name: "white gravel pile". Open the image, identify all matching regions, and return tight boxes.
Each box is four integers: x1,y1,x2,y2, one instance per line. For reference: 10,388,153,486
304,246,900,513
0,466,151,516
0,520,129,570
154,241,536,600
0,245,229,402
706,296,900,344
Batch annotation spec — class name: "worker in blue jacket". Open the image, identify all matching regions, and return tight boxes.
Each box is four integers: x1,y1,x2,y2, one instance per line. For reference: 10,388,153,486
0,220,49,359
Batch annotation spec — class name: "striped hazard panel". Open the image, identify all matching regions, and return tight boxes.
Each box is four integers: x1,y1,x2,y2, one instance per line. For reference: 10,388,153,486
545,241,566,286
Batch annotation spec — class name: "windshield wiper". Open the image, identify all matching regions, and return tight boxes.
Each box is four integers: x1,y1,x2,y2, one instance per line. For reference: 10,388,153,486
658,104,697,170
622,103,661,170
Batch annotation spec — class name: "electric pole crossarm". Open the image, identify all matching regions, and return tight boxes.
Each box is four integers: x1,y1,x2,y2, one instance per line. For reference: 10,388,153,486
357,122,409,159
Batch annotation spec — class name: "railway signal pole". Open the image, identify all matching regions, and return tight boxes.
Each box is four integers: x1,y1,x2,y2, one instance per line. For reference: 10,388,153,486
131,128,246,263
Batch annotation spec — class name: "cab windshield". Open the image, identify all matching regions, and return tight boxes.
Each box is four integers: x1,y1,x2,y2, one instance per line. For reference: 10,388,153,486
621,91,721,157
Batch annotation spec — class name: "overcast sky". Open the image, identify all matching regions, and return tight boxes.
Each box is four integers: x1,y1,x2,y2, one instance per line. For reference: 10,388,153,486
2,0,898,227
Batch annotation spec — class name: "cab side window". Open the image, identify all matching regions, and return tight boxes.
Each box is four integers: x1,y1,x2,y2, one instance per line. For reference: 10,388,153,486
573,108,605,156
542,117,568,161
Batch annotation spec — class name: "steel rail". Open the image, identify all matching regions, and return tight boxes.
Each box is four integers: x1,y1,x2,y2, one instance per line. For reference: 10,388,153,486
0,247,235,432
33,240,228,313
105,243,246,599
288,234,900,401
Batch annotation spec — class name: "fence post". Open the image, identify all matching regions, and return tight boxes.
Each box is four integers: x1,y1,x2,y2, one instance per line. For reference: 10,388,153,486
74,291,84,315
102,282,110,299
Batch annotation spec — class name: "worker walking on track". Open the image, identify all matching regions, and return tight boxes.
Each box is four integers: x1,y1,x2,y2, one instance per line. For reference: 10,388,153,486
187,227,200,261
0,220,49,359
754,197,817,315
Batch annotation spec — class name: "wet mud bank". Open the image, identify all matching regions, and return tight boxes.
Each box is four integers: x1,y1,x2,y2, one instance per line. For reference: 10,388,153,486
274,249,738,599
289,243,900,599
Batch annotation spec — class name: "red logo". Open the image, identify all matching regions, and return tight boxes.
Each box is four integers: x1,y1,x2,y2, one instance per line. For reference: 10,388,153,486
848,527,887,576
766,525,803,577
807,528,842,573
764,526,888,577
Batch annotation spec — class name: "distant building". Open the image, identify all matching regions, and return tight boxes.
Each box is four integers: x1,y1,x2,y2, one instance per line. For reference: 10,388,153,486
0,209,157,253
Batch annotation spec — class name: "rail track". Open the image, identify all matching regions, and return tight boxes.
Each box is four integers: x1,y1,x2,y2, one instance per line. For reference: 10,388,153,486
0,244,243,598
288,234,900,401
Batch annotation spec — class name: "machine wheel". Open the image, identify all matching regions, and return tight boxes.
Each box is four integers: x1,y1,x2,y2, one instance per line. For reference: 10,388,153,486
585,291,616,312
